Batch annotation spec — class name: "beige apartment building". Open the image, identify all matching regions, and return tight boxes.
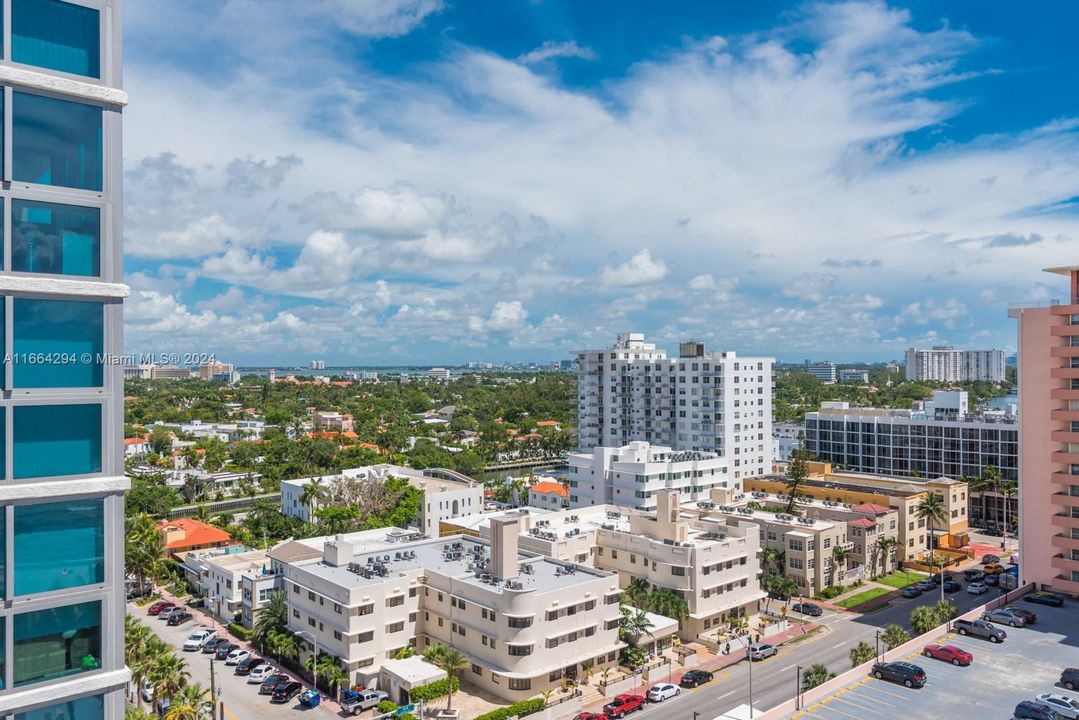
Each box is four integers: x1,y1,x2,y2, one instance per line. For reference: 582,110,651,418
444,491,764,642
270,522,623,702
747,462,968,562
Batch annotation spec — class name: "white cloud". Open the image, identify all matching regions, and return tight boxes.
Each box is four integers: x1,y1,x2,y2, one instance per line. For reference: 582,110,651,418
599,249,669,287
518,40,596,65
469,301,529,333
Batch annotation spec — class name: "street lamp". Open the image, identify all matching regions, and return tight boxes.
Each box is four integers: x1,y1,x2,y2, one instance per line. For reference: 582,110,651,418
296,630,320,693
796,665,802,710
736,635,755,719
875,629,882,663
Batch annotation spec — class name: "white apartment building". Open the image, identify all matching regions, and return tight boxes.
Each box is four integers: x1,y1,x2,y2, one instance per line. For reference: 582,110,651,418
804,390,1018,481
577,334,773,480
773,422,804,462
313,411,354,432
839,369,869,384
567,441,733,510
905,346,1007,382
428,367,451,381
446,491,764,642
807,362,837,384
181,547,272,626
281,465,482,535
269,523,624,701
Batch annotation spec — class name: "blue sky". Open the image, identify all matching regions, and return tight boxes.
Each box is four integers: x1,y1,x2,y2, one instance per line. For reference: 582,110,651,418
120,1,1079,365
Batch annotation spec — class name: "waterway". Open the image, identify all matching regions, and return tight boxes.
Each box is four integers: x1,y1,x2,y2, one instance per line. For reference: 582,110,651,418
987,392,1018,410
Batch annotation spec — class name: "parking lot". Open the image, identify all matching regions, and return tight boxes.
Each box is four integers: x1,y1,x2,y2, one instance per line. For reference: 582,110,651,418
791,598,1079,720
129,601,337,720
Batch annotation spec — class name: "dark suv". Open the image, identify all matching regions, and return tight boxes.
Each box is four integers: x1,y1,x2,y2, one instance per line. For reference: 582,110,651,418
1062,668,1079,691
1014,700,1060,720
679,670,714,688
871,662,926,688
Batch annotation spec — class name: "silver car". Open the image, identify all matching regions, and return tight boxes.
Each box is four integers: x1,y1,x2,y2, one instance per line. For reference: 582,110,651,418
981,608,1026,627
1037,694,1079,720
748,643,777,660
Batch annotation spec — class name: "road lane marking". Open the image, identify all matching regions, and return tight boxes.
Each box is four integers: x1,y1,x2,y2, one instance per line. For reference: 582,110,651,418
717,690,735,700
832,641,847,649
781,663,798,672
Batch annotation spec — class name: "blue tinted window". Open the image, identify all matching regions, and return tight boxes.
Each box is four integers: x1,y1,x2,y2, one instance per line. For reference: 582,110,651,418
15,500,103,595
13,601,101,687
13,299,103,387
13,92,102,191
12,200,100,276
13,404,101,479
12,0,100,78
17,694,104,720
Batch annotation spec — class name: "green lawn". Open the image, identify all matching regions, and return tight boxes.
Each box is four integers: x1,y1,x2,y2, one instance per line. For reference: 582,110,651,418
875,570,928,589
837,587,892,609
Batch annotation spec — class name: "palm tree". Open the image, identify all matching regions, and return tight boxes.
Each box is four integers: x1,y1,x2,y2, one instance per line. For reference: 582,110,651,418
1000,480,1017,548
148,653,189,710
619,606,655,645
322,663,349,702
932,599,958,624
914,492,947,590
299,477,326,520
830,544,851,584
164,682,210,720
193,503,211,524
802,663,835,691
647,588,689,621
881,624,910,651
849,641,875,668
423,645,469,712
979,466,1001,527
622,578,650,608
761,547,779,574
126,513,163,596
910,606,939,635
268,629,299,665
252,590,288,651
876,536,898,577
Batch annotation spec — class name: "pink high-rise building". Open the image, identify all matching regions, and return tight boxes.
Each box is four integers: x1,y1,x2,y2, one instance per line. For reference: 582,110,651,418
1010,266,1079,595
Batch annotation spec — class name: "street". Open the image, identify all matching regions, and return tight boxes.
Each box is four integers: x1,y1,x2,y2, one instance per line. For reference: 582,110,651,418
621,581,999,719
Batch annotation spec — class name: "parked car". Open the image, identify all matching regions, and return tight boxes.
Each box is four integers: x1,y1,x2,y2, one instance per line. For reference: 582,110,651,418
141,680,155,703
603,694,644,718
922,644,973,666
160,607,186,622
215,643,239,660
182,629,217,651
679,669,714,688
225,649,251,666
1008,608,1037,624
915,579,936,591
1036,694,1079,720
984,573,1001,586
1014,700,1061,720
930,572,954,585
982,563,1006,575
234,657,264,676
791,602,823,617
748,643,778,661
574,715,605,720
147,601,175,616
1027,591,1065,607
166,611,193,626
901,586,923,598
953,619,1007,643
271,681,302,704
982,608,1027,627
981,554,1001,564
341,688,390,713
966,581,989,595
963,569,986,582
1061,668,1079,691
247,665,278,683
646,684,679,702
202,638,229,654
871,661,926,688
260,674,290,695
943,580,962,593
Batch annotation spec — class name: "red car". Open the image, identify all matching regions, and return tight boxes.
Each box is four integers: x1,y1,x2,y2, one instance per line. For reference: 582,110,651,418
147,601,175,616
922,644,973,666
575,715,605,720
603,695,644,718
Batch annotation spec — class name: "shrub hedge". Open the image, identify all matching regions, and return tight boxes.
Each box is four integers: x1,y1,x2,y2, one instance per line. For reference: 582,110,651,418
228,623,252,641
472,698,546,720
409,676,459,702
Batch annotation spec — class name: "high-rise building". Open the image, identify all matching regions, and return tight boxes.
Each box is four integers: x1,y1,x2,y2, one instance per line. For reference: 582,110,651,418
839,368,869,384
576,334,773,480
0,1,128,716
198,360,234,380
904,346,1007,382
1009,266,1079,595
807,361,837,384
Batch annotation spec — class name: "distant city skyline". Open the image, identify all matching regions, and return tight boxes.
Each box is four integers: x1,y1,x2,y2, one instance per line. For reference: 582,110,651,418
121,1,1079,362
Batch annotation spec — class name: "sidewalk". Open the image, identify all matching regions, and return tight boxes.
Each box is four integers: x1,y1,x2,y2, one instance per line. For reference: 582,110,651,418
582,623,821,711
149,587,348,717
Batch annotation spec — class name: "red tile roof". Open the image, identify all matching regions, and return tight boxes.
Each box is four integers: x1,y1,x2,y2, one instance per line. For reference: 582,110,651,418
535,420,561,427
156,518,232,550
851,502,891,514
529,480,569,498
847,517,877,529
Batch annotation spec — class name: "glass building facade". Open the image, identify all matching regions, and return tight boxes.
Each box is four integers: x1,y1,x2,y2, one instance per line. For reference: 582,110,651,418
0,0,126,717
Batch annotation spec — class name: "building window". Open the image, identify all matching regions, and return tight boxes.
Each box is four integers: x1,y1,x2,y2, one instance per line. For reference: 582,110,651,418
13,600,101,687
15,694,105,720
13,404,102,479
13,92,103,191
387,622,404,633
387,595,404,607
11,0,101,78
508,678,531,691
333,630,341,641
13,299,104,387
358,631,373,643
472,663,482,676
12,200,101,277
358,604,373,615
508,644,533,656
508,616,533,628
14,499,103,595
358,657,374,668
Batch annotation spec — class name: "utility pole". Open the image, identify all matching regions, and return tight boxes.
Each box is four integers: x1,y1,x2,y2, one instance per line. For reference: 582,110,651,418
796,665,802,710
210,657,218,719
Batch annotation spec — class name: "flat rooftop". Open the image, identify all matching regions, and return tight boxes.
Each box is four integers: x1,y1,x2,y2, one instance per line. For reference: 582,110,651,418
296,534,612,594
787,599,1079,720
